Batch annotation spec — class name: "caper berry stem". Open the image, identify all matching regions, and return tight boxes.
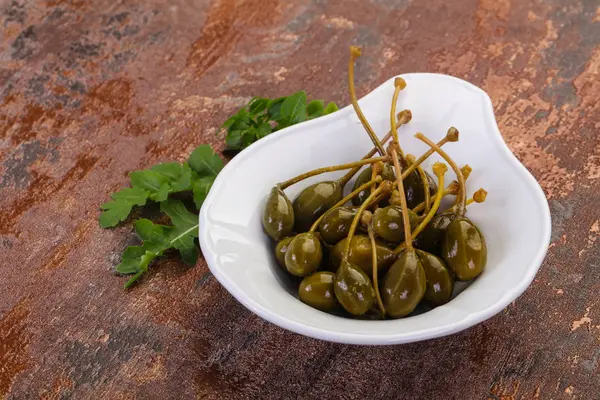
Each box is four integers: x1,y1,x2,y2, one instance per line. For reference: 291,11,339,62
408,154,430,215
445,188,487,213
370,162,378,196
278,156,388,190
389,78,407,159
308,176,383,232
415,132,467,217
450,164,472,209
400,128,458,179
368,189,390,210
348,46,386,156
368,223,386,317
387,78,415,250
338,110,412,187
411,181,459,214
389,145,414,250
343,181,392,260
394,163,447,254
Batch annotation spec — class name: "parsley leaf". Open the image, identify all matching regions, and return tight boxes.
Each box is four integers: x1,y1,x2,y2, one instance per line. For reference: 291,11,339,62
108,144,224,288
161,199,199,265
130,170,170,201
102,89,338,289
219,93,338,151
267,97,286,121
99,162,194,228
151,162,192,192
249,97,269,114
188,145,224,177
279,91,307,127
324,102,339,115
306,99,325,119
192,176,215,209
116,219,170,287
116,199,201,289
99,187,148,228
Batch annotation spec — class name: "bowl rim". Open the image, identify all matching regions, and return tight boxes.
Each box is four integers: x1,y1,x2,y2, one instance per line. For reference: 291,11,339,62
199,73,552,345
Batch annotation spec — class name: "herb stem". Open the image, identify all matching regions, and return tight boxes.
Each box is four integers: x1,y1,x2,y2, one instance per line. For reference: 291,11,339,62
124,251,157,289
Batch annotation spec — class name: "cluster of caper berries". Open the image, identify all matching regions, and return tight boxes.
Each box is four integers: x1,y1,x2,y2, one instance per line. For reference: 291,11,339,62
262,46,488,319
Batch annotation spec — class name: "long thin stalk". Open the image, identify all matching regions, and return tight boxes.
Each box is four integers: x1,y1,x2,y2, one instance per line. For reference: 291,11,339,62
338,110,412,186
450,164,472,209
368,224,386,317
343,182,390,260
348,46,386,156
389,78,406,159
278,156,387,190
308,176,382,232
390,146,414,250
394,164,447,254
387,77,414,250
444,188,487,213
418,166,431,214
400,127,458,180
411,182,458,214
415,133,466,216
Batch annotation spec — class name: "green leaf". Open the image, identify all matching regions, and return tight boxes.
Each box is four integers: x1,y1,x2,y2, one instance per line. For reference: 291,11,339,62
188,145,224,177
122,245,147,260
109,91,340,289
249,97,269,114
306,100,325,119
151,162,192,192
116,243,162,277
192,176,215,209
114,203,200,287
241,129,258,145
324,102,339,115
166,231,198,265
161,199,199,264
280,91,307,126
225,130,244,150
161,199,197,231
221,113,241,132
130,170,169,198
152,183,171,202
111,187,149,204
230,114,251,131
99,187,148,228
267,97,287,120
121,250,160,288
256,122,272,139
116,256,145,274
115,240,163,277
135,219,167,243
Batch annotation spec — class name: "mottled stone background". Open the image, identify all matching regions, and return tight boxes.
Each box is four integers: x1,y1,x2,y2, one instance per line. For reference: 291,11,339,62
1,0,600,399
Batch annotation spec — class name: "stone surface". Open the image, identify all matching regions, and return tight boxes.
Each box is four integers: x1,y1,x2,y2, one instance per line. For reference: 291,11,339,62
1,0,600,398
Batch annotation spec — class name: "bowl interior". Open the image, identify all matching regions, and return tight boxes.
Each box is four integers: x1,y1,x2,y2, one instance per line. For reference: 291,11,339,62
199,73,551,345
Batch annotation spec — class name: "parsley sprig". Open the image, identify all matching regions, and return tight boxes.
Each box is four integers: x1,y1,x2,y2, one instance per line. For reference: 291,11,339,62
100,92,337,288
220,91,338,150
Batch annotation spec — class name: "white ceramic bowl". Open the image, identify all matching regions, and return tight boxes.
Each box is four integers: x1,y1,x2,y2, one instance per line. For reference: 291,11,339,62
199,73,551,345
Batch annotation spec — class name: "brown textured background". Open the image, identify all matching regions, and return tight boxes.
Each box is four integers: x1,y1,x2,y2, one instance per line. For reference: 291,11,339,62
1,0,600,398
